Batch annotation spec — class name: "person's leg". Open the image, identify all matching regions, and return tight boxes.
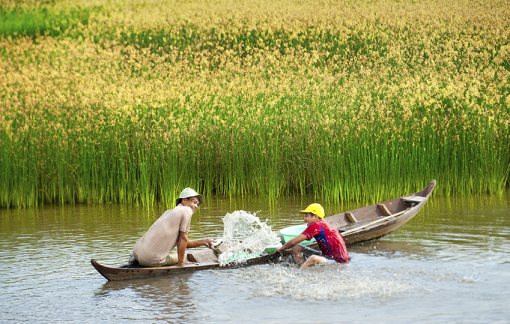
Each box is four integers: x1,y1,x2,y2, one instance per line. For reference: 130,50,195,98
290,244,304,264
138,252,179,267
299,255,328,269
164,252,179,266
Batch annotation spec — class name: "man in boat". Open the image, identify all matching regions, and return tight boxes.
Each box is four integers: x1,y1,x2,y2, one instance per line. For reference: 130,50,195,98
129,188,216,267
275,203,350,269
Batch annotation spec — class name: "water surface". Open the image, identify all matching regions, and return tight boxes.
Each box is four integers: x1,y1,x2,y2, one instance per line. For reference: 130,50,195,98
1,194,509,323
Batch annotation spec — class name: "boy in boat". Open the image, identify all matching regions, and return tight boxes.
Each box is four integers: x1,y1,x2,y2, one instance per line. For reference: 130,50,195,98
129,188,216,267
275,203,350,269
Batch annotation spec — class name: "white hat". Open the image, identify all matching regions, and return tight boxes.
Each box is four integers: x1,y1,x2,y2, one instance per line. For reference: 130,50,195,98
176,188,204,207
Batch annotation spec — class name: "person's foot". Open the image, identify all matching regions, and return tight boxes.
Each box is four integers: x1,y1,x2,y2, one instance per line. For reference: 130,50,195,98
128,254,138,265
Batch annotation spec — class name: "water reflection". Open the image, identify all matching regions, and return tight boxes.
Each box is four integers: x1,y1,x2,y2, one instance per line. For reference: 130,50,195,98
93,273,198,322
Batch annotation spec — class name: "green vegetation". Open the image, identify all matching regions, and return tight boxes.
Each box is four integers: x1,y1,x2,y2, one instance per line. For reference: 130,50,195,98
1,0,509,208
0,4,95,38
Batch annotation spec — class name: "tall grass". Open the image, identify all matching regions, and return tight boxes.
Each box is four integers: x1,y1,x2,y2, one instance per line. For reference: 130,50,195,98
1,0,509,208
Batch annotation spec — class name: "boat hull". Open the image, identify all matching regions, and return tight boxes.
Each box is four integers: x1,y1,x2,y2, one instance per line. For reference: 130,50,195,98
343,199,424,245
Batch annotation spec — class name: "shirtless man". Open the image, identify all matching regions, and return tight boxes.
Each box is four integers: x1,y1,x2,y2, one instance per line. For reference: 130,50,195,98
130,188,216,266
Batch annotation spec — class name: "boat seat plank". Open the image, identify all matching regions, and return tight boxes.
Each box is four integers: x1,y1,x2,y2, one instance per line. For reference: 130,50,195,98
402,196,426,203
345,212,358,223
377,204,392,216
187,249,219,263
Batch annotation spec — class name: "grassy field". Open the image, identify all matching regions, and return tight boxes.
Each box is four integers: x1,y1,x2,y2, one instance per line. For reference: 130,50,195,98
1,0,509,208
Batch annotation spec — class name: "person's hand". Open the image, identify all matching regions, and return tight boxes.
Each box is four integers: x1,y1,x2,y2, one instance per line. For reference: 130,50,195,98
204,238,218,249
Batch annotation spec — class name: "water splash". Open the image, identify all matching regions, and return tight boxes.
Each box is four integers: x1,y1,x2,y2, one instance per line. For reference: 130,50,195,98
216,210,281,266
225,261,417,301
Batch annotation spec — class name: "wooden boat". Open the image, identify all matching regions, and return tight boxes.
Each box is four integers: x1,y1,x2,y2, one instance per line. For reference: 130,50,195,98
91,180,436,281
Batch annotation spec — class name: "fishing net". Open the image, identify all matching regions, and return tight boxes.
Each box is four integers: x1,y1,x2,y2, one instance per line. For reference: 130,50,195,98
216,210,281,266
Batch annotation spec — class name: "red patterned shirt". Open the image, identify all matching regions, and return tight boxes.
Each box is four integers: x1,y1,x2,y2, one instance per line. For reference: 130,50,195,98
301,219,350,263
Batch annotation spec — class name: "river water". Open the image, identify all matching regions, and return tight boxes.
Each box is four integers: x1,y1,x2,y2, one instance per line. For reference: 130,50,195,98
1,193,509,323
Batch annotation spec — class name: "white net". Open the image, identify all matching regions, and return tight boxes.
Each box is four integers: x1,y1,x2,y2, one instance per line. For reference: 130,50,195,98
217,210,281,266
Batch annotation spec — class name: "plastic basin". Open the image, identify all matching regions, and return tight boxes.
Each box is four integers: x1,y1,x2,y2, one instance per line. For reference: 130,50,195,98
280,224,315,245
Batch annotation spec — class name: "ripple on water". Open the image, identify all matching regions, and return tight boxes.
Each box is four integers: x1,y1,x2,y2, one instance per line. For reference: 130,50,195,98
1,195,509,323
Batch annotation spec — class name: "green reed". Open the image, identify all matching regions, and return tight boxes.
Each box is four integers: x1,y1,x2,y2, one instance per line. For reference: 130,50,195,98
1,0,509,208
1,92,508,208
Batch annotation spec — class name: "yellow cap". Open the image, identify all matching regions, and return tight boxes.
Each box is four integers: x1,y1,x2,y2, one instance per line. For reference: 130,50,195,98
299,203,325,218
